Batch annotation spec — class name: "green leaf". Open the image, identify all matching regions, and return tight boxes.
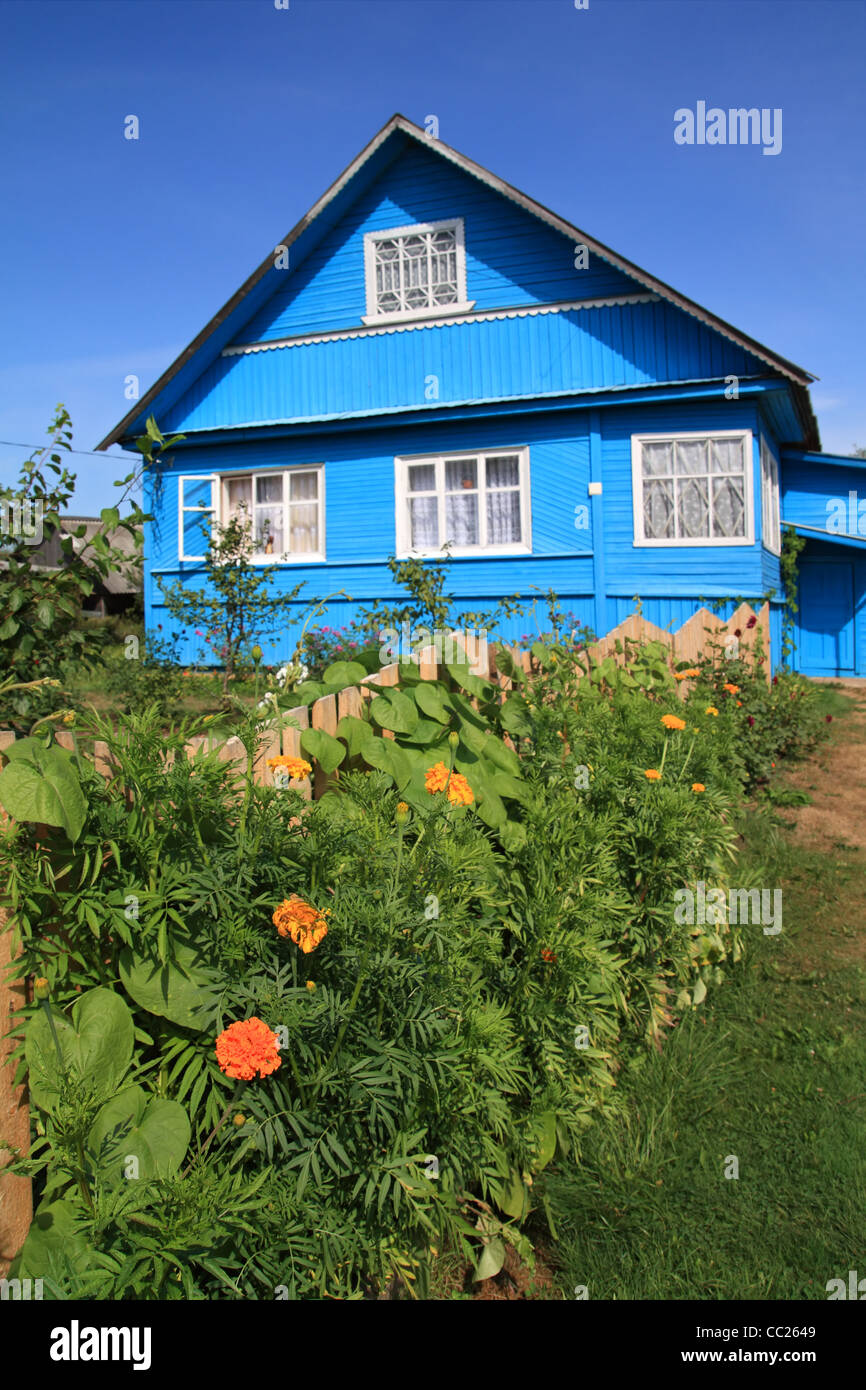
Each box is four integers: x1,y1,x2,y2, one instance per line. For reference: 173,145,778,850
362,735,413,789
494,647,524,683
300,727,346,774
402,718,445,746
493,1168,529,1221
474,1236,506,1281
499,695,533,738
336,715,374,757
0,739,86,841
36,599,55,628
414,682,453,724
481,736,521,776
475,782,507,830
14,1200,101,1292
532,1111,557,1171
100,506,120,529
322,660,368,689
370,688,419,735
0,616,20,641
119,940,220,1031
499,819,527,853
445,663,494,699
26,988,135,1112
490,770,529,804
89,1086,190,1180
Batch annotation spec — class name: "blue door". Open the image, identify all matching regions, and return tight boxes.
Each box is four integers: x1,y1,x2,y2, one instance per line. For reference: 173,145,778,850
798,561,855,675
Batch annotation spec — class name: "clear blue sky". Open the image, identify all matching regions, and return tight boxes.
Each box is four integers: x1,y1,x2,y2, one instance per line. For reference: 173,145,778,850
1,0,864,514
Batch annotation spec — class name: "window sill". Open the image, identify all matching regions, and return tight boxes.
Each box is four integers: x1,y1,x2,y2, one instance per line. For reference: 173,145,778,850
632,536,754,548
361,300,476,328
397,544,532,561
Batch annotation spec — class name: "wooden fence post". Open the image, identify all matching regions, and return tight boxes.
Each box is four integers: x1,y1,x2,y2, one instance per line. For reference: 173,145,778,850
0,909,30,1276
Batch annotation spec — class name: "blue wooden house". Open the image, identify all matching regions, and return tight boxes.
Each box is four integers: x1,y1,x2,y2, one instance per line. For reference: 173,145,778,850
98,115,866,677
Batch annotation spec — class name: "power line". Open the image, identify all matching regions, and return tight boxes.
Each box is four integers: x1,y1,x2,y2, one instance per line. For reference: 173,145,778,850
0,439,137,461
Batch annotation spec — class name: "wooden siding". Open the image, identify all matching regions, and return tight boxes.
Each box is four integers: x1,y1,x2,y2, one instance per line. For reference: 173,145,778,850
163,299,765,435
233,141,639,344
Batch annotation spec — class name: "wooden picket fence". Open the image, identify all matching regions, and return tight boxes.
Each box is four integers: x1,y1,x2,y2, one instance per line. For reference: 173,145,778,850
0,599,769,1272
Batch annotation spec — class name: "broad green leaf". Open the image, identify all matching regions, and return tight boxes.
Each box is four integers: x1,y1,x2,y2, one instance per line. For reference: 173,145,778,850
336,714,374,757
362,735,413,789
89,1085,190,1180
474,1236,506,1281
493,1168,528,1221
119,940,219,1031
300,727,346,774
490,770,529,804
499,695,533,738
0,739,86,841
530,641,558,670
100,506,120,529
293,680,327,706
36,599,55,628
26,988,134,1112
402,718,445,746
445,663,495,700
414,682,453,724
691,976,707,1006
476,782,506,830
499,819,527,853
322,660,367,688
0,616,20,641
494,647,524,683
370,688,419,735
14,1200,102,1293
482,737,521,776
532,1111,557,1171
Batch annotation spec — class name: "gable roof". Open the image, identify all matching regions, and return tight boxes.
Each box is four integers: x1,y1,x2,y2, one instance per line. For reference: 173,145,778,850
97,113,820,452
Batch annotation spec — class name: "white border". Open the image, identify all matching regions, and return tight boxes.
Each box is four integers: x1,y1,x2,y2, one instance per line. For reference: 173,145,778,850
631,429,754,547
222,294,657,355
394,445,532,559
362,218,474,325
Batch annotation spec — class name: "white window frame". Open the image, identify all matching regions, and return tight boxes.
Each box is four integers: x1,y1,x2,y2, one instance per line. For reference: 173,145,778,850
362,218,474,326
394,446,532,559
178,467,325,564
760,435,781,555
178,474,217,561
631,429,754,547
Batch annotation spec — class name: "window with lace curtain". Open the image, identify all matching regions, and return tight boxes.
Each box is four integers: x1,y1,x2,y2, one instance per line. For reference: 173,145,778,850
760,436,781,554
219,467,324,562
395,448,531,557
363,219,473,325
631,431,754,546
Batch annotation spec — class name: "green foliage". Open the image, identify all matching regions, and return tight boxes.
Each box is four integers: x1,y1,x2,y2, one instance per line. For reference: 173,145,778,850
0,610,829,1299
0,406,147,728
779,525,807,666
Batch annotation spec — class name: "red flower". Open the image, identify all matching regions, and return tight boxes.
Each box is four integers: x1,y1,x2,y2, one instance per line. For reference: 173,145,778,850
747,616,757,629
734,628,742,638
747,715,755,727
826,715,833,723
772,675,778,685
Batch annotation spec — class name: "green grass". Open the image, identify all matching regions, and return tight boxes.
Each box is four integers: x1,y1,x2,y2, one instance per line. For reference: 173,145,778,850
539,702,866,1301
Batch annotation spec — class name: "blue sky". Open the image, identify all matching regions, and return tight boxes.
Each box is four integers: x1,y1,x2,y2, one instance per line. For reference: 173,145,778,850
1,0,864,514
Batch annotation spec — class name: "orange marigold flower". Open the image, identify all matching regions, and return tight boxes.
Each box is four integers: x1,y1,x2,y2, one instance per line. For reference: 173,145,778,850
705,706,719,717
424,761,474,806
736,700,743,707
541,947,557,963
644,768,662,781
661,714,687,731
723,683,740,695
273,895,329,953
691,783,706,794
215,1017,282,1081
674,668,700,680
266,755,312,781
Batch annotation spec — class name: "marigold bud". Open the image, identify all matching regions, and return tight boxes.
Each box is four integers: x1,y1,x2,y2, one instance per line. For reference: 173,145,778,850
251,645,263,664
448,730,459,748
233,1113,247,1127
34,977,50,999
306,980,316,992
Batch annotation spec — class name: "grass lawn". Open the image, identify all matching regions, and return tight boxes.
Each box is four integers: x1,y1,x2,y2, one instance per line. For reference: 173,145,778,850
533,682,866,1300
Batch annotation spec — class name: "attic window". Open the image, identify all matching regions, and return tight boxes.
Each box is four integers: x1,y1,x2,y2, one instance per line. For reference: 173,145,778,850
362,219,473,325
